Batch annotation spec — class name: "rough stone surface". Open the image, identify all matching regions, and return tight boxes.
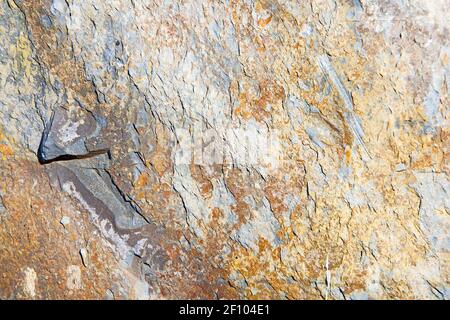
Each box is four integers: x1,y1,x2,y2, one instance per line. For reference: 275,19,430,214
0,0,448,299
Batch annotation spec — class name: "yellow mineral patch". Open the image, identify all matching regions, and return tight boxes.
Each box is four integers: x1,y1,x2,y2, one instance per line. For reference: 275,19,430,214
0,144,13,160
12,32,32,79
0,131,13,160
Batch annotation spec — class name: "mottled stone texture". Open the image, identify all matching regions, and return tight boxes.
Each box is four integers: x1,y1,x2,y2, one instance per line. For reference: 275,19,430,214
0,0,448,299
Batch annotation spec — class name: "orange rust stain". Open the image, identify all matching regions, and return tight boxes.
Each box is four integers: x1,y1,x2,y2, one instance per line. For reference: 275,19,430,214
134,172,149,188
135,190,146,201
345,145,352,164
410,152,437,170
0,160,118,299
442,127,450,176
231,248,266,279
257,237,271,252
230,0,241,35
257,15,272,28
165,243,181,262
0,131,13,160
224,168,252,225
234,79,285,122
255,36,266,53
141,182,173,203
211,207,223,222
189,164,213,198
234,91,255,120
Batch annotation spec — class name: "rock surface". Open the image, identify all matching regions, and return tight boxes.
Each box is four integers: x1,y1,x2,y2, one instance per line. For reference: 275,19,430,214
0,0,448,299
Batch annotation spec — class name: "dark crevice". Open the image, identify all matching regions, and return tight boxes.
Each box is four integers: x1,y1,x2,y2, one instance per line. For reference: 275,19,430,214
101,169,151,225
38,148,110,164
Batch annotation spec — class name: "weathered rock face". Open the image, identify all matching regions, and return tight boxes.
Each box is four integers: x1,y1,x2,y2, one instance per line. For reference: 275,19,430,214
0,0,448,299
